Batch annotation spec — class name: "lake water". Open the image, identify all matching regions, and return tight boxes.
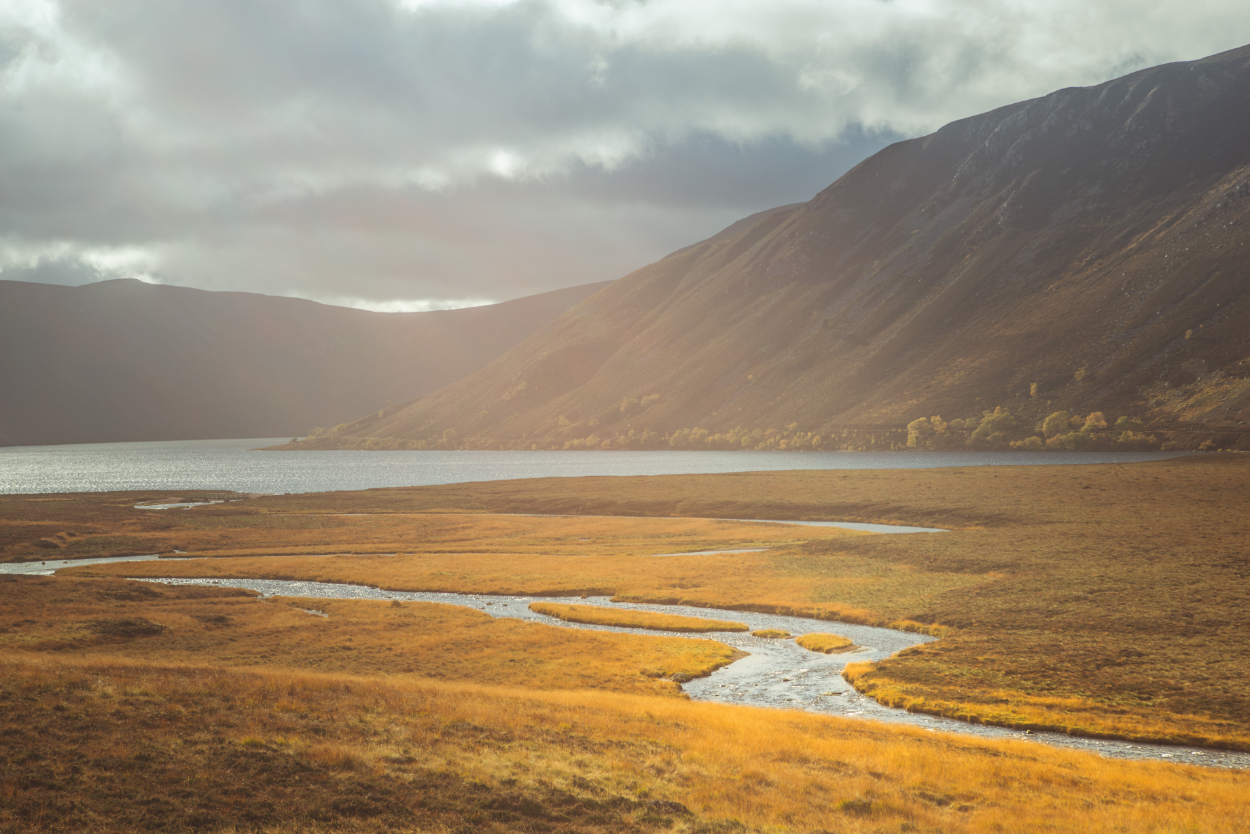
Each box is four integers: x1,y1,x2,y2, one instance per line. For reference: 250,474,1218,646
0,437,1186,494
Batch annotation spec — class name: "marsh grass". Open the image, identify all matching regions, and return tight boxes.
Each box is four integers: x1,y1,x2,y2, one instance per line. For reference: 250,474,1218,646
3,653,1248,834
751,629,791,638
0,576,739,697
796,632,855,653
529,601,748,633
14,455,1250,750
0,499,856,564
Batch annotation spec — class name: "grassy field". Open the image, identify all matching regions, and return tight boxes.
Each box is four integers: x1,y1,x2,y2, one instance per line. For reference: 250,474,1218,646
795,633,855,654
5,456,1250,830
7,457,1250,743
0,495,859,563
529,602,749,633
0,576,739,696
5,651,1249,833
52,455,1250,750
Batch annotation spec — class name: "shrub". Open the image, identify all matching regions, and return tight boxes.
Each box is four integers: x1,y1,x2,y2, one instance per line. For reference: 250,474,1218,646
907,418,934,449
969,409,1019,449
1042,411,1070,439
1114,416,1145,433
1082,412,1107,433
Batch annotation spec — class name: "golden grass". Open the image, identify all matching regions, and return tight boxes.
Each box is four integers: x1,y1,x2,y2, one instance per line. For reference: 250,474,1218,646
11,454,1250,750
751,628,791,638
4,652,1249,834
842,659,1250,750
75,545,933,631
529,601,749,633
0,497,859,563
796,632,855,653
0,576,740,697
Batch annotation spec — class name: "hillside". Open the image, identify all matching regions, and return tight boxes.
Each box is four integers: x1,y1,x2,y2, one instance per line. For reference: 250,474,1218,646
295,44,1250,452
0,279,607,446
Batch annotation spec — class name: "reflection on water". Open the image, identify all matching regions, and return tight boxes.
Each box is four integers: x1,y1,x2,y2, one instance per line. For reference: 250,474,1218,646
0,437,1187,495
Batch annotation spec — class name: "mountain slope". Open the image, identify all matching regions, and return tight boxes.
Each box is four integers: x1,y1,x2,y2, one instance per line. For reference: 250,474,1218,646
323,44,1250,450
0,279,607,446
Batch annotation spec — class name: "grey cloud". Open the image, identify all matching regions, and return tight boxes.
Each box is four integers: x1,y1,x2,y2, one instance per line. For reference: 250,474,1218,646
0,254,108,287
3,0,1249,306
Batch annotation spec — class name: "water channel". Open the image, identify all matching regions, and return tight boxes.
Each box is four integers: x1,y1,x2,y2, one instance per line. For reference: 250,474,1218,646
5,553,1245,770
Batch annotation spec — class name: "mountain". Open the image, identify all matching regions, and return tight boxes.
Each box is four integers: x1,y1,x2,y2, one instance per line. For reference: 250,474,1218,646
0,279,607,446
295,44,1250,452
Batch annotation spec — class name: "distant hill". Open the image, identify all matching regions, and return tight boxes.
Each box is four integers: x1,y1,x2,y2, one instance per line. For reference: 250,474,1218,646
0,279,607,446
288,44,1250,453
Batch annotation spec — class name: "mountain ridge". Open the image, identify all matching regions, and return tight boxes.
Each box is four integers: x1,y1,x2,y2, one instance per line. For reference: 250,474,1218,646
292,43,1250,451
0,278,608,446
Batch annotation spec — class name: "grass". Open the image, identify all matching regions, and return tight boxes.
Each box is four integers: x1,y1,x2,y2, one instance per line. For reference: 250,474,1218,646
0,496,860,563
0,576,740,698
751,629,791,638
5,654,1250,834
529,601,749,633
7,455,1250,830
12,454,1250,750
796,632,855,653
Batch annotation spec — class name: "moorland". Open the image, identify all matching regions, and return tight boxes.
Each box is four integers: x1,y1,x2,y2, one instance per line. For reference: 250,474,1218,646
2,454,1248,831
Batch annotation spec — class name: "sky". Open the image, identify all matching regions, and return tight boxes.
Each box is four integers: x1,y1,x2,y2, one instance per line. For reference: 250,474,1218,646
2,1,1249,311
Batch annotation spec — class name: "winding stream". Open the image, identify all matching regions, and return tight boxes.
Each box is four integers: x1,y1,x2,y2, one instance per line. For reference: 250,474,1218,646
5,553,1246,769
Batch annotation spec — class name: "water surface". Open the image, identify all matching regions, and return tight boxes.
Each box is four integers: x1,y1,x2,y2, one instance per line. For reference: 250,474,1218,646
0,437,1186,495
7,553,1242,769
132,574,1248,771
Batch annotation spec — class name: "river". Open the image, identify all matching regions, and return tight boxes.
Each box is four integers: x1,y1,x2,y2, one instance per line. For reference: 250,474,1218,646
5,554,1244,770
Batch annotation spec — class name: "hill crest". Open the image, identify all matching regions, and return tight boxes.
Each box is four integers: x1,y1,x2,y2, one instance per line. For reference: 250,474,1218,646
0,279,607,446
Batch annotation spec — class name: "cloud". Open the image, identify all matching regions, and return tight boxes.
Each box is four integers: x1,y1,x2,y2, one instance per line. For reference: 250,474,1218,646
2,0,1249,305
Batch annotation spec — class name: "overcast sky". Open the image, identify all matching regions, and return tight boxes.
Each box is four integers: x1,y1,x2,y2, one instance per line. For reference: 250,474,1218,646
3,1,1249,310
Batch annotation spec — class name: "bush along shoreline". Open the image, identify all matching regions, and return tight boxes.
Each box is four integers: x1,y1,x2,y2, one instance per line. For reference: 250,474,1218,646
279,408,1244,453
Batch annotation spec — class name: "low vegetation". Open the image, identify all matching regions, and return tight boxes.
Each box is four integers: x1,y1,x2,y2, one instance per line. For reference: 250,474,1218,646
904,407,1178,451
529,601,749,633
751,629,790,638
796,632,855,653
274,408,1247,453
0,497,855,564
274,422,914,452
5,652,1250,833
11,455,1250,751
0,576,740,697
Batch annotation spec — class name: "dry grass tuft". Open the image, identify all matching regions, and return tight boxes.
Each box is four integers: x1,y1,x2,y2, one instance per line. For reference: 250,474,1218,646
796,632,855,653
529,601,748,633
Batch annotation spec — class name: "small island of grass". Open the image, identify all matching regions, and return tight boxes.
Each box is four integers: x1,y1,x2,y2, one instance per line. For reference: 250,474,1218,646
751,629,791,638
529,602,749,633
796,632,855,654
